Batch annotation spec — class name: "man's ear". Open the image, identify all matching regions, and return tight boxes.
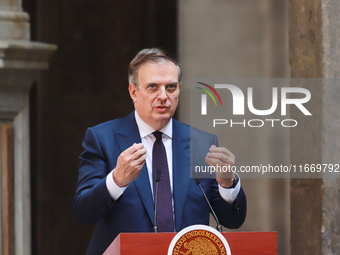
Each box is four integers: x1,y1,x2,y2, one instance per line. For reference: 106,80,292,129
129,83,137,102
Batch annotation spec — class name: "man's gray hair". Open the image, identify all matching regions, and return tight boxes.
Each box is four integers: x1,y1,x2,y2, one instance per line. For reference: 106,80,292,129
128,48,182,87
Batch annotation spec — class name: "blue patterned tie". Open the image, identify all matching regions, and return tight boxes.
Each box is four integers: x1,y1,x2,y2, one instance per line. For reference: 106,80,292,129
152,131,174,232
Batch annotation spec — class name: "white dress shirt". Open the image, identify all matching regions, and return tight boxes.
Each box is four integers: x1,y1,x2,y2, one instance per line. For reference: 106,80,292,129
106,111,241,204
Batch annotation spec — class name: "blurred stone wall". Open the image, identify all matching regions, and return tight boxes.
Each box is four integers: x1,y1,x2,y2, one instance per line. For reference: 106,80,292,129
178,0,290,254
23,1,177,254
289,0,340,254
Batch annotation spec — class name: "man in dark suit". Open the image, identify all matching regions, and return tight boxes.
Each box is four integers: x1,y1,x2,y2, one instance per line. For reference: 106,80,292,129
74,48,246,254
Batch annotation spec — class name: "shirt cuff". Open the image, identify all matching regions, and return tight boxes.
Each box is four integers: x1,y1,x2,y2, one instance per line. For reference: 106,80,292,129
218,174,241,204
106,169,127,200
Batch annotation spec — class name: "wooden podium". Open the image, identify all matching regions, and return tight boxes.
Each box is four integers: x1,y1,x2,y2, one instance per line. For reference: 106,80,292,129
104,232,277,254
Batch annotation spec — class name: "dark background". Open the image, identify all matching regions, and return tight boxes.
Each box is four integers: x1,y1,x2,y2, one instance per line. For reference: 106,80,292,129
22,1,177,254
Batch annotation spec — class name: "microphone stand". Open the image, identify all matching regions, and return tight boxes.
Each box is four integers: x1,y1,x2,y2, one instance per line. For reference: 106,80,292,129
153,169,161,233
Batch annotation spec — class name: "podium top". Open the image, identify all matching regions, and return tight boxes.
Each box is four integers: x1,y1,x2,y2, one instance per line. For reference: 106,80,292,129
104,232,277,255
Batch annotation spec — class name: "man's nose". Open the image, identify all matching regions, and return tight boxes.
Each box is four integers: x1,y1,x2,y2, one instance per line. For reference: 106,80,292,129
157,87,168,99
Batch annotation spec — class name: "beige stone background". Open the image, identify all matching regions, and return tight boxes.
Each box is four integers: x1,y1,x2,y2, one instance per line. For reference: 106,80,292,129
178,1,290,254
1,0,339,254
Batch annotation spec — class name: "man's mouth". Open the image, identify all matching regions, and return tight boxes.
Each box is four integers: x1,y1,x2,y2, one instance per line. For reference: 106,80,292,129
155,105,170,112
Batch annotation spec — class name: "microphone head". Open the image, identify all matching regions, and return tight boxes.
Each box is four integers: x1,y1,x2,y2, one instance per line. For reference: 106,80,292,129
156,169,161,182
191,171,201,184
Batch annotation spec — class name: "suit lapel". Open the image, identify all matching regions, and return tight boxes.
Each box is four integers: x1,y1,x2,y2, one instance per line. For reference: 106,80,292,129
172,120,191,231
115,114,193,230
115,112,154,224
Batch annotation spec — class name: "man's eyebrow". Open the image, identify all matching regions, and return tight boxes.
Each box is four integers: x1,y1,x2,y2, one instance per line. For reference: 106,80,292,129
146,82,178,86
166,82,178,86
146,82,159,86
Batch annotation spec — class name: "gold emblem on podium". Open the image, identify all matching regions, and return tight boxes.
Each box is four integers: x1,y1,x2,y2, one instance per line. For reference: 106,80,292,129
168,225,231,255
182,236,218,254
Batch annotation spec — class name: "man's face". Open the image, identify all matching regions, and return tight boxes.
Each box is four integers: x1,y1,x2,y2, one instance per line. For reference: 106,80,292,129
129,60,181,130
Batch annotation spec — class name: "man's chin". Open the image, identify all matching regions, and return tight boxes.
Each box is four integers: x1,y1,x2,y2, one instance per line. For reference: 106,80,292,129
152,114,173,126
154,113,172,121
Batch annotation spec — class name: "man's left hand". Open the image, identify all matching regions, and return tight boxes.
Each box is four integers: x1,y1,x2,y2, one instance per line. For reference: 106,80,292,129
205,145,235,188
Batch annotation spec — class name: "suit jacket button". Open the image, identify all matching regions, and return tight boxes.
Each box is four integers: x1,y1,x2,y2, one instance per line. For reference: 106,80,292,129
101,205,108,211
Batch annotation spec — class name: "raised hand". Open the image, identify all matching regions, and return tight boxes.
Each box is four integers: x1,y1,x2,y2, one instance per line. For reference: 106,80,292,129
112,143,147,187
205,145,235,188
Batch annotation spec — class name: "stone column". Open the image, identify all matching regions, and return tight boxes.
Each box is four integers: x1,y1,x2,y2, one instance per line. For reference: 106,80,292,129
289,0,340,254
0,0,56,254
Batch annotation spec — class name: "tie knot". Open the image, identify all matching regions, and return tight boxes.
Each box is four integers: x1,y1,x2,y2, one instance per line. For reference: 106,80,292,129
153,131,163,141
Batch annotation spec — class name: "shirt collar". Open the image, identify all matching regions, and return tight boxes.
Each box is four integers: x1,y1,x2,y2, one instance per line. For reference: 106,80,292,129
134,111,173,139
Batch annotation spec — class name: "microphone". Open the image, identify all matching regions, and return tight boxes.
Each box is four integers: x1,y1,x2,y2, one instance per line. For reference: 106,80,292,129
153,169,161,233
194,177,223,232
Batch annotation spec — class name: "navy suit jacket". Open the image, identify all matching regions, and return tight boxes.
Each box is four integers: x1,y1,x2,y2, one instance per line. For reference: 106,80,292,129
74,112,246,255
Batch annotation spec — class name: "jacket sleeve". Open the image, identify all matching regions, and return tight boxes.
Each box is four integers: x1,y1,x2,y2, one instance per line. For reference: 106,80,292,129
211,179,247,229
73,127,117,224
